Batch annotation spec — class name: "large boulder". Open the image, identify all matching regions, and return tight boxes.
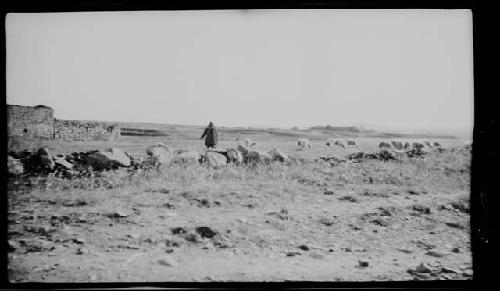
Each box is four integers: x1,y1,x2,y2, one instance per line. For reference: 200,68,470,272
207,148,228,158
39,154,55,171
176,151,201,164
146,143,173,164
36,147,55,171
54,158,73,170
411,142,426,150
205,152,227,168
87,148,131,170
226,148,243,164
268,148,290,163
246,150,272,165
391,141,403,150
379,141,392,149
7,156,24,175
37,147,52,157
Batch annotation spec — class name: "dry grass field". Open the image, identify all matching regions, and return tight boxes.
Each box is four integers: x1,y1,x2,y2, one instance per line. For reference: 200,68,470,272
7,124,472,282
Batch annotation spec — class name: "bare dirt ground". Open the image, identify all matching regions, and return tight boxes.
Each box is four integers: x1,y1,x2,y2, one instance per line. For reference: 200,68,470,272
7,126,472,282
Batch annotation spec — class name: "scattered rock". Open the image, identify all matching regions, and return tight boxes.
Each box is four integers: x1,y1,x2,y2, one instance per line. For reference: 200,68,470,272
39,154,55,170
445,222,464,229
441,266,460,274
37,147,52,157
347,150,397,163
237,217,248,224
415,262,433,273
54,158,73,170
195,226,217,239
450,201,470,213
146,143,173,164
158,257,178,267
324,189,335,195
171,227,187,235
127,233,141,240
358,260,369,268
451,247,460,253
8,240,20,251
425,250,447,258
411,205,431,215
175,151,201,164
184,234,199,243
165,239,181,248
205,151,227,168
319,217,335,226
7,156,24,175
298,245,310,251
74,238,86,244
338,195,357,202
286,251,301,257
245,150,272,165
268,148,290,163
87,148,131,170
309,252,325,259
76,248,89,255
226,148,244,164
109,211,129,218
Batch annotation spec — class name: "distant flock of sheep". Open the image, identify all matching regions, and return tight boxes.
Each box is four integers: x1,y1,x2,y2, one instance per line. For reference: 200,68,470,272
241,138,442,151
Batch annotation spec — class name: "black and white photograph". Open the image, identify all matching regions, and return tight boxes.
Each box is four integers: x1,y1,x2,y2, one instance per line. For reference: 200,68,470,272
5,7,477,283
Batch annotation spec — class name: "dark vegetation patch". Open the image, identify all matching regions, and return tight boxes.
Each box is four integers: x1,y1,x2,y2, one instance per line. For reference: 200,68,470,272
120,127,169,137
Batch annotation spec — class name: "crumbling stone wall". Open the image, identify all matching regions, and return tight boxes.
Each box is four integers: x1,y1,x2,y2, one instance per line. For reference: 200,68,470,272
54,119,120,141
7,105,54,138
7,104,121,141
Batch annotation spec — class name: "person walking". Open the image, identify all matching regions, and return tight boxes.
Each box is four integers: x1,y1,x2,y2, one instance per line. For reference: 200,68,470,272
200,121,218,149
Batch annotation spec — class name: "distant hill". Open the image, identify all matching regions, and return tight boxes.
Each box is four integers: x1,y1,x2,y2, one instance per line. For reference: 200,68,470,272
309,125,360,133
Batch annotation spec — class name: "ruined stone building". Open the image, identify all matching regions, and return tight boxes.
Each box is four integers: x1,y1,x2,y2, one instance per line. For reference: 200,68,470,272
7,104,121,141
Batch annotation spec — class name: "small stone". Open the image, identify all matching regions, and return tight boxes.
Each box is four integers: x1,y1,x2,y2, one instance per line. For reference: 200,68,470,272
425,250,447,258
286,251,301,257
158,257,178,267
358,260,369,268
195,226,217,238
309,252,325,259
114,211,129,217
451,247,460,253
324,189,335,195
8,240,20,250
344,247,352,252
76,248,89,255
415,262,433,273
445,222,463,229
127,233,141,240
441,266,460,274
74,238,86,244
298,245,310,251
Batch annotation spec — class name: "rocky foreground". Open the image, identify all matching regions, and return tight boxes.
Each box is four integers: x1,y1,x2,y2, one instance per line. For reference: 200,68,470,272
7,144,472,282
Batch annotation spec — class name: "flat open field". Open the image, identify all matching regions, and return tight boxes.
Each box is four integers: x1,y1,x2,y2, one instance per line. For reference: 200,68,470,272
7,125,472,282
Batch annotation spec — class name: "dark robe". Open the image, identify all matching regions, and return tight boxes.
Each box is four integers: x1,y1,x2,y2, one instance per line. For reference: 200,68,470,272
201,125,218,148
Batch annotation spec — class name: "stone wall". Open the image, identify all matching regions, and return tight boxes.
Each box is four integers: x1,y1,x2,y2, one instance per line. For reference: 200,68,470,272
7,104,121,141
7,105,54,138
54,119,120,141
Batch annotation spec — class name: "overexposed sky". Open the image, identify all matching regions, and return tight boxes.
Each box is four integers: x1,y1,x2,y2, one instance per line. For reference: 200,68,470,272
6,10,473,134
